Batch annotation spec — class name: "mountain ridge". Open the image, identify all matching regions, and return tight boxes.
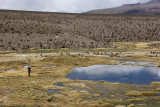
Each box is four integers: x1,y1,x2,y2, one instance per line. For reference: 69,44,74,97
86,0,160,15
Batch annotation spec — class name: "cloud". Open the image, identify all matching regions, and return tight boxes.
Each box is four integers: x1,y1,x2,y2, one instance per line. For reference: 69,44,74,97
72,65,160,78
0,0,151,13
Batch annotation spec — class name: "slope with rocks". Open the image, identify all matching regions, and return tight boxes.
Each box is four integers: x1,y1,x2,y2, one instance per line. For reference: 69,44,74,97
0,10,160,50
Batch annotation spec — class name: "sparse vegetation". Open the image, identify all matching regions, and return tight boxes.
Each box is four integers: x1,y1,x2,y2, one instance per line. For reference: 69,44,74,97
0,10,160,50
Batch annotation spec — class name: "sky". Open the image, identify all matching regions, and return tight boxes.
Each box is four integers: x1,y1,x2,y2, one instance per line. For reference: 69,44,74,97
0,0,151,13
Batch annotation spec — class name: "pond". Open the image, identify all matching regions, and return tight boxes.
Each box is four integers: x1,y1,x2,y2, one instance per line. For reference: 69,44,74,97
54,83,63,86
1,69,16,72
46,89,62,94
105,58,157,67
118,60,157,67
67,65,160,85
7,69,16,72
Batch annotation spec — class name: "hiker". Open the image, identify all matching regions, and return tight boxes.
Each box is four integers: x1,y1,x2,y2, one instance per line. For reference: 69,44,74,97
28,65,31,76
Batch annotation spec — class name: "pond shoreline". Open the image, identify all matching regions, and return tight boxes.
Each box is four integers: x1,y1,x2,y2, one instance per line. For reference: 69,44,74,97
0,42,160,106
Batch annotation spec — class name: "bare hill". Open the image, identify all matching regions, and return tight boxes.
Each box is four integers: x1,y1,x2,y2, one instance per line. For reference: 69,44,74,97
87,0,160,15
0,10,160,50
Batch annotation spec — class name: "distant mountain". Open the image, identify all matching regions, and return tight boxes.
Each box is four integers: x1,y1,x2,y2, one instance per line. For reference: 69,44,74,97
86,0,160,15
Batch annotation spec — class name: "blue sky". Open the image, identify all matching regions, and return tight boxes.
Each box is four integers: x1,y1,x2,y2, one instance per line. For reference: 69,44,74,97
0,0,150,13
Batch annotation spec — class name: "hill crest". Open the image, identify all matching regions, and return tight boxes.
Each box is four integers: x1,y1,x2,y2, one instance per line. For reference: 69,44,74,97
86,0,160,15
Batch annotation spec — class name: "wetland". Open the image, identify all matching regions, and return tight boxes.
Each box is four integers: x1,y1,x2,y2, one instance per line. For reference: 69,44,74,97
0,42,160,107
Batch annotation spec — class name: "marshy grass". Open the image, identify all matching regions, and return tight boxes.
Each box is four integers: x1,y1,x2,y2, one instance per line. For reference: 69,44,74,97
0,42,160,106
158,63,160,67
126,90,158,97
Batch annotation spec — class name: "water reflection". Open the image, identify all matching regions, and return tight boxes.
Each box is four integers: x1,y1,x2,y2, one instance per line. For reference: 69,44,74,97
54,83,63,86
122,60,157,67
106,58,157,67
7,69,16,72
46,89,62,94
67,65,160,85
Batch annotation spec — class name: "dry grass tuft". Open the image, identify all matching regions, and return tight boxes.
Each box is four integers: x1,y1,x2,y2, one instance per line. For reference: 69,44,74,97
126,90,158,97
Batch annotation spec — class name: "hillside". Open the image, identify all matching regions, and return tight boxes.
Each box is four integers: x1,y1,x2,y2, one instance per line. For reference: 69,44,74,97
87,0,160,15
0,10,160,50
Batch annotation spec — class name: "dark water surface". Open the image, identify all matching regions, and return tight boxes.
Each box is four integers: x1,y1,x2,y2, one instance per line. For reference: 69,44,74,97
67,65,160,85
46,89,62,94
54,83,63,86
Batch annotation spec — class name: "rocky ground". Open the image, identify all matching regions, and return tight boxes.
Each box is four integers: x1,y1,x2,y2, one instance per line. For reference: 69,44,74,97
0,10,160,50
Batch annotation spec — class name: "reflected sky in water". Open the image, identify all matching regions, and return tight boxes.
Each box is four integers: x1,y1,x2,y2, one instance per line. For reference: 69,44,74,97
119,60,157,67
67,65,160,85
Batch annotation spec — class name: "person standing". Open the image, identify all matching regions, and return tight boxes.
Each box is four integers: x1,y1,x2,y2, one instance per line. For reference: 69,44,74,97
28,65,31,76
